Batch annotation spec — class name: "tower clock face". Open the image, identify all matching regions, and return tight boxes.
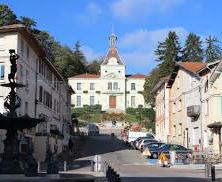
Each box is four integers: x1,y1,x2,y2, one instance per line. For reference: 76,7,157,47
107,57,118,65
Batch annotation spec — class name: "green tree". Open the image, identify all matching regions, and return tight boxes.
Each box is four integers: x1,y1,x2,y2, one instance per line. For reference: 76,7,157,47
143,67,160,106
0,4,17,26
182,33,203,62
20,16,36,30
155,31,181,77
205,36,222,63
86,59,102,74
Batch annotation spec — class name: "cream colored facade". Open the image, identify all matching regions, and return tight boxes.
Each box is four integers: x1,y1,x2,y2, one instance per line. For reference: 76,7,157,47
166,62,206,150
200,61,222,153
68,33,146,112
153,77,171,142
0,24,72,161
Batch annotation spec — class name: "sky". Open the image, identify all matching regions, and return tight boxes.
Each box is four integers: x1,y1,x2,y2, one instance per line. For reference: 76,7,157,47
1,0,222,74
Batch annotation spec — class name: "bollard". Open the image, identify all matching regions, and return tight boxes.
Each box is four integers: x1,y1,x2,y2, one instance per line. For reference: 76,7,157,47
64,161,67,172
91,160,94,172
112,170,117,182
116,174,121,182
211,165,216,181
37,161,40,173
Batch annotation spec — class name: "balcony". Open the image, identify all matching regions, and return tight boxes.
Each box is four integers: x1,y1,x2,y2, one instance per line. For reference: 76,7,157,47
103,88,124,94
187,105,200,117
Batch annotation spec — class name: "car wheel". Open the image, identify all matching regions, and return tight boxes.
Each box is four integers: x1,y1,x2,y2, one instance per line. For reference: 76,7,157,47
152,153,158,159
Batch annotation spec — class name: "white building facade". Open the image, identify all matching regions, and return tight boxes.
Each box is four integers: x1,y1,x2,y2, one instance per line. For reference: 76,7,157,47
68,33,146,112
0,24,72,161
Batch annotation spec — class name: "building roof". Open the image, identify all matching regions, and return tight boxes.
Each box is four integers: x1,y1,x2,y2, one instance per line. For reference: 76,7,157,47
69,73,100,79
102,47,124,65
167,62,207,88
177,62,207,74
126,74,146,79
152,75,170,93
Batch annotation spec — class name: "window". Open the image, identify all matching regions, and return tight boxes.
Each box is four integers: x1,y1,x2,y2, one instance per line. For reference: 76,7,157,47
26,70,29,88
90,96,94,106
131,96,136,107
25,102,28,115
131,83,136,90
221,97,222,115
43,90,52,108
54,99,56,112
0,36,4,50
77,83,81,90
173,125,176,137
21,39,24,56
20,65,23,80
77,96,81,106
26,46,29,60
178,99,182,111
205,100,209,116
114,82,118,90
90,83,95,90
179,123,182,136
172,102,176,114
108,82,112,90
39,86,43,103
0,65,4,80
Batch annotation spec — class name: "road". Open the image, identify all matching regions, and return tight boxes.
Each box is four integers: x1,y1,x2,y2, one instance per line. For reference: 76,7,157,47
72,126,213,182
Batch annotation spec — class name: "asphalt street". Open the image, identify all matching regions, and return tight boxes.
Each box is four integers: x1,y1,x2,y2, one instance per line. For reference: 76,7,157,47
74,127,214,182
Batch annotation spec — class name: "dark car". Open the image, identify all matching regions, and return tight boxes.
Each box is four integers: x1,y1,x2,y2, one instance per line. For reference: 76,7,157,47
139,139,159,151
142,142,164,152
149,144,192,159
131,136,154,149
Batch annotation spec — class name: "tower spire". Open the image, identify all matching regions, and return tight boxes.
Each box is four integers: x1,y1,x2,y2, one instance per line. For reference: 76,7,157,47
109,26,117,48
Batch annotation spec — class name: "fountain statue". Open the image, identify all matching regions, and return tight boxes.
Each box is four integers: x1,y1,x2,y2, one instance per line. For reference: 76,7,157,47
0,50,44,174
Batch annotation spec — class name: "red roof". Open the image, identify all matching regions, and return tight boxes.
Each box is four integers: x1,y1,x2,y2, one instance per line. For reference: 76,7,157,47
102,47,124,65
69,73,100,79
127,74,146,78
177,62,207,73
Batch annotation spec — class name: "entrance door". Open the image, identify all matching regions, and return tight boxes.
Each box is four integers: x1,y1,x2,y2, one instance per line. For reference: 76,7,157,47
109,96,116,108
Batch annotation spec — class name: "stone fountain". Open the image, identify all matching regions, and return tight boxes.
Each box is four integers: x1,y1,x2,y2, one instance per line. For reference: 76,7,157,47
0,49,44,175
0,50,96,181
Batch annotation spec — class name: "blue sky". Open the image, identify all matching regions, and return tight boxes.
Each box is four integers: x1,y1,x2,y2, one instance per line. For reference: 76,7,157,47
1,0,222,74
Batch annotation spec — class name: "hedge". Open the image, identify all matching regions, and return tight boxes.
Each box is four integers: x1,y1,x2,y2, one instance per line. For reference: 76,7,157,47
72,104,102,117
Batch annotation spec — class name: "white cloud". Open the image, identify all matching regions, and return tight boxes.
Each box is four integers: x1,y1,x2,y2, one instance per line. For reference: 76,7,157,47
82,27,189,74
111,0,184,20
118,27,189,74
75,2,102,24
82,46,104,62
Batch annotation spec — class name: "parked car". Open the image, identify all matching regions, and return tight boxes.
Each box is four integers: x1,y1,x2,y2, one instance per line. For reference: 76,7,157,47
131,136,152,148
127,131,155,143
148,144,192,159
87,124,99,136
142,142,164,152
138,139,159,151
134,134,156,149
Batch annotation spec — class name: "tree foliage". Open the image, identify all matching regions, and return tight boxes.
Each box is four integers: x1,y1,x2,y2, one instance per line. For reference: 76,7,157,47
0,4,17,26
86,58,103,74
205,36,222,63
20,16,36,30
182,33,203,62
155,31,181,77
